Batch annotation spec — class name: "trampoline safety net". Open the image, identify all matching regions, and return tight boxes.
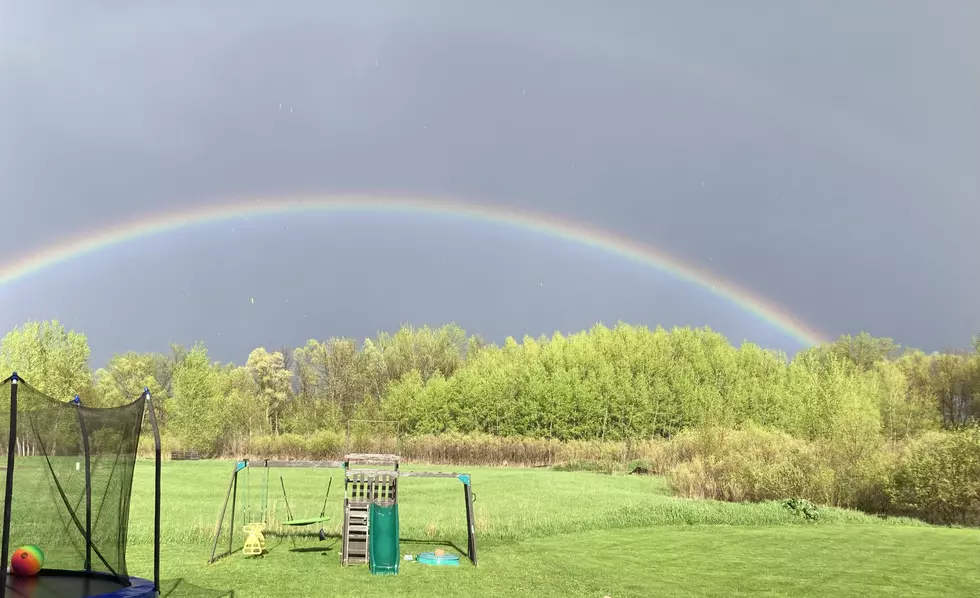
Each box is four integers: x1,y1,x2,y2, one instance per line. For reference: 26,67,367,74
0,377,145,590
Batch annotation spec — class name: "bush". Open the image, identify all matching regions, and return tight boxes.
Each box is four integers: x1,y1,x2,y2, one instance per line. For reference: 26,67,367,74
888,426,980,525
247,433,308,460
820,437,895,514
782,498,821,521
627,459,652,475
657,425,980,524
305,429,345,459
664,426,840,505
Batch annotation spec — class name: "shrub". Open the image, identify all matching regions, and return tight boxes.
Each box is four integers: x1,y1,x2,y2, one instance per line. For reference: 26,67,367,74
305,429,345,459
819,437,895,513
782,498,821,521
664,426,839,504
627,459,652,475
888,426,980,525
247,433,308,460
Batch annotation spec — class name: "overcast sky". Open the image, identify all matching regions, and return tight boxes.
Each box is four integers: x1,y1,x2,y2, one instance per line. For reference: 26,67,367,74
1,1,978,367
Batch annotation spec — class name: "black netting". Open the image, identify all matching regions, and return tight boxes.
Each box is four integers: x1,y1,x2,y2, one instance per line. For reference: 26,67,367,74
1,377,146,592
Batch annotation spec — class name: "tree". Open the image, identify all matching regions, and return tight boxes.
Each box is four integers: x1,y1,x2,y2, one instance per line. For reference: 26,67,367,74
932,352,979,429
246,348,293,435
5,318,978,456
93,352,168,407
884,351,941,438
814,333,900,372
168,343,223,454
0,320,92,401
215,363,263,452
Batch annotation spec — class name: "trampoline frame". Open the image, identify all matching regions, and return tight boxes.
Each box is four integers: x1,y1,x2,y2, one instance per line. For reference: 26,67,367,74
0,373,162,598
5,569,156,598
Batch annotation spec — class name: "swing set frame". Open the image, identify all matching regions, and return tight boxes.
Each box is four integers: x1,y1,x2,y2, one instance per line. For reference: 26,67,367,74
208,458,337,563
207,420,477,567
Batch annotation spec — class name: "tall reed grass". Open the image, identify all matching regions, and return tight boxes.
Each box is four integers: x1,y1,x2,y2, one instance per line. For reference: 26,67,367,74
141,425,980,527
144,431,639,466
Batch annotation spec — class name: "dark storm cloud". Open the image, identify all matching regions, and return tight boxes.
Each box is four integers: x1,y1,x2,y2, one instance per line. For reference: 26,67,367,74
1,0,978,364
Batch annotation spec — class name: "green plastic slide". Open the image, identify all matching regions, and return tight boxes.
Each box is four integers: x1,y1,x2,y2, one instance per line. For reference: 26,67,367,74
368,503,400,575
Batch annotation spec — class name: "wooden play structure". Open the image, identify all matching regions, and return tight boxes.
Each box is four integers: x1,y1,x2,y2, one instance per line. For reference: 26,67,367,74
339,453,478,569
341,452,399,566
208,420,478,570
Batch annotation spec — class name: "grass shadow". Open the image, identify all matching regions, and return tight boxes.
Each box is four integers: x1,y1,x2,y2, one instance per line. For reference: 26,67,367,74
265,531,340,555
287,535,340,554
265,531,340,541
287,545,337,554
160,578,235,598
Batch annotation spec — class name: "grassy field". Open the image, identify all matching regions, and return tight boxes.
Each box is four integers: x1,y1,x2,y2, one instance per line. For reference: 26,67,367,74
15,460,980,597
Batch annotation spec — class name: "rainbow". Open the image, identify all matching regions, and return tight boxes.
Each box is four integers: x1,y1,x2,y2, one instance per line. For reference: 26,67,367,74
0,194,829,346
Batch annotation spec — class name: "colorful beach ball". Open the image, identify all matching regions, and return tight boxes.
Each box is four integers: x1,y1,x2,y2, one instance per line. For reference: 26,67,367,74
11,545,44,576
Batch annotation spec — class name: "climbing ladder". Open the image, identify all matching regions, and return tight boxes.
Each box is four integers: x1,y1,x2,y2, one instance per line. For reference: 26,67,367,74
343,503,370,564
341,454,399,566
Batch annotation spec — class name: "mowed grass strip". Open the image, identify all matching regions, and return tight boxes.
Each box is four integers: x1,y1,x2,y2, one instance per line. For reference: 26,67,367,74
124,461,922,546
122,524,980,598
22,460,974,598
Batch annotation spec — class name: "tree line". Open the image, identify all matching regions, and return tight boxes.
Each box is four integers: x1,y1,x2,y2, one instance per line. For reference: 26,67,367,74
1,319,977,455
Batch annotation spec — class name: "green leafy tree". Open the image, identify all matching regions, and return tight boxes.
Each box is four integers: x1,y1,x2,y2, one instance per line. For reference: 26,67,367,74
245,347,293,435
7,317,980,461
93,352,168,407
0,320,92,401
168,343,224,454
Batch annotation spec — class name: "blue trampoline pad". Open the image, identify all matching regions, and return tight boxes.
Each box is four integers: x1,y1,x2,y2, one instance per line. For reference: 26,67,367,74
4,570,155,598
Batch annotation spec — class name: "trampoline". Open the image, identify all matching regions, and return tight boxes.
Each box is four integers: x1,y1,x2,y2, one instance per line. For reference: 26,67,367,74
1,373,162,598
4,570,155,598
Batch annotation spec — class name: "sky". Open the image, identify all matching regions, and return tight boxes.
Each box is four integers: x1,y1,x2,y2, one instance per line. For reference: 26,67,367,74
1,1,978,367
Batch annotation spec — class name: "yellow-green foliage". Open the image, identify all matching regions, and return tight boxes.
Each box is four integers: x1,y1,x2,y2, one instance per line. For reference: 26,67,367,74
663,427,838,505
657,425,980,525
6,320,980,526
8,321,976,451
888,426,980,525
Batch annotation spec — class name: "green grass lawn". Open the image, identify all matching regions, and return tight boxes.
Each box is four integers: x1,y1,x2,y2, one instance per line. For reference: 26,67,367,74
28,460,980,597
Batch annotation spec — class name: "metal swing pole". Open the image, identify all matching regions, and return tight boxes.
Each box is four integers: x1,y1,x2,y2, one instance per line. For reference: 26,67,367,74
209,461,242,563
262,460,270,523
278,476,298,550
279,476,295,521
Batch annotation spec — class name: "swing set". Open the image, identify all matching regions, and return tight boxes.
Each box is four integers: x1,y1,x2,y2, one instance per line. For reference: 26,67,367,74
208,421,478,570
208,459,335,562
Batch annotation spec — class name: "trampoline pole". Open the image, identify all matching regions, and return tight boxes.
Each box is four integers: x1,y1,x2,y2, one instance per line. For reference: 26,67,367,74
146,388,162,594
75,394,93,571
0,373,20,594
